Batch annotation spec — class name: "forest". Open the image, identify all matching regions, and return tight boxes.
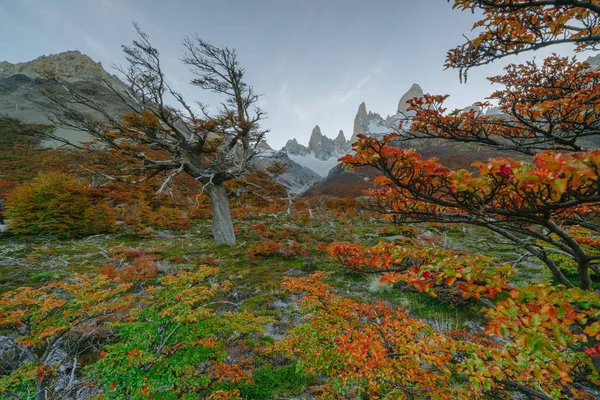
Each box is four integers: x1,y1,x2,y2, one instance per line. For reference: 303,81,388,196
1,1,600,399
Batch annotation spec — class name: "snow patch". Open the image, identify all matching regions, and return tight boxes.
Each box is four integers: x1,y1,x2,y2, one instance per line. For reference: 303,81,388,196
367,120,393,135
288,153,342,177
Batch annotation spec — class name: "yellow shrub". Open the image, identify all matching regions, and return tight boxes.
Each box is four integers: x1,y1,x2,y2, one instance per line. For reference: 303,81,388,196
5,173,116,238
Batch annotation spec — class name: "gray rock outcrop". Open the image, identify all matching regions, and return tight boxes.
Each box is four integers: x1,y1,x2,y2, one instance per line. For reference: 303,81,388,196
353,102,368,139
397,83,424,116
281,138,309,156
306,125,350,160
253,150,321,192
0,51,130,146
283,126,351,162
351,83,425,142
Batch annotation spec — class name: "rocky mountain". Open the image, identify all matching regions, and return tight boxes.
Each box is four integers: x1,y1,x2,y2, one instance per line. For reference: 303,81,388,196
253,149,322,192
307,83,517,197
0,51,319,191
279,84,425,179
588,53,600,70
350,83,427,143
397,83,424,115
0,51,129,145
0,51,119,83
280,125,351,177
349,88,416,144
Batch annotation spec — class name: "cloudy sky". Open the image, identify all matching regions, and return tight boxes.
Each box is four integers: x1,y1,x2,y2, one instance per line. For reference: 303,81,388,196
0,0,591,149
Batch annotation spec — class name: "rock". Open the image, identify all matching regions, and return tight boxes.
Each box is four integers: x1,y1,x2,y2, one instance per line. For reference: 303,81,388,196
284,268,304,276
281,138,308,156
306,125,350,160
307,125,325,153
352,102,368,140
0,51,130,147
335,129,348,148
255,140,272,150
461,103,483,116
351,101,399,142
0,51,114,83
464,320,485,332
485,106,503,116
279,125,351,177
0,335,14,354
264,322,286,340
397,83,424,116
587,54,600,70
272,299,292,309
0,334,30,371
253,150,321,191
46,347,68,366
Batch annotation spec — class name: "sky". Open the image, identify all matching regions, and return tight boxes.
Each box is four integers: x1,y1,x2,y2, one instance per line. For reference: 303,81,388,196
0,0,594,149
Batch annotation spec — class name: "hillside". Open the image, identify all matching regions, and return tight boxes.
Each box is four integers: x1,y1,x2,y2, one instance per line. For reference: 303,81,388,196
0,51,129,145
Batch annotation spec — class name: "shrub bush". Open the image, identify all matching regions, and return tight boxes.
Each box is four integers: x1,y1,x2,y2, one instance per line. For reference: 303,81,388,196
5,172,116,238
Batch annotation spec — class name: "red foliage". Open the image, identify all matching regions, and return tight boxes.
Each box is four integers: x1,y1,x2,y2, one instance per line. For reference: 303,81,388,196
98,247,159,283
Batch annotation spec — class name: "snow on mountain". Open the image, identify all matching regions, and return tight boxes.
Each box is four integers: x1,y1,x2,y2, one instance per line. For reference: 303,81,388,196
253,146,322,191
287,153,343,178
280,125,351,177
350,84,423,142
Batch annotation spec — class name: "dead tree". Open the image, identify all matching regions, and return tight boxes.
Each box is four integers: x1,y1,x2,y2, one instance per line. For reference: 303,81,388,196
39,24,267,245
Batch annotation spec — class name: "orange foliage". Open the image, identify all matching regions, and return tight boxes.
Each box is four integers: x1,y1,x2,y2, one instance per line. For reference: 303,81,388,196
282,271,599,398
98,246,160,283
447,1,600,76
327,241,513,301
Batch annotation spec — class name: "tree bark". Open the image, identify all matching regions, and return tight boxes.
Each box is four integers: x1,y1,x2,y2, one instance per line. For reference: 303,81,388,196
207,183,236,246
36,377,47,400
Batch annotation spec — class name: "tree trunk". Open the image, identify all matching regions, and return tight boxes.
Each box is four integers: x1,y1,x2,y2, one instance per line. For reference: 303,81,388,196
207,183,236,246
36,377,47,400
578,260,592,291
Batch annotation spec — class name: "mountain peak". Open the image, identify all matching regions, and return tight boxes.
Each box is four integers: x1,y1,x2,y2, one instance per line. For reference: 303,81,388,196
0,50,112,83
311,125,323,138
282,138,308,156
357,102,368,119
397,83,424,115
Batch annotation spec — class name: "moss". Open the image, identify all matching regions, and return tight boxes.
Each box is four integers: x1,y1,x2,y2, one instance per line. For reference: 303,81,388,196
216,364,312,399
27,271,59,281
377,290,483,326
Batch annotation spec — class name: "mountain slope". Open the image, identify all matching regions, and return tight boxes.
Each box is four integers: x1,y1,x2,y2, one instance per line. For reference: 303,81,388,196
280,125,350,177
0,51,130,146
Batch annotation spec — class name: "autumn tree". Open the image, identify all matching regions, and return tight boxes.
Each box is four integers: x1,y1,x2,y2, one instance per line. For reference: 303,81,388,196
446,0,600,82
338,0,600,392
344,3,600,291
39,24,268,245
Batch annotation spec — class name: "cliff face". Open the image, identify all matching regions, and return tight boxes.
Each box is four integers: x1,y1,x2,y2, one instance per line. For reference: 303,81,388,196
253,149,322,192
351,83,424,143
283,126,351,160
397,83,423,115
280,126,351,177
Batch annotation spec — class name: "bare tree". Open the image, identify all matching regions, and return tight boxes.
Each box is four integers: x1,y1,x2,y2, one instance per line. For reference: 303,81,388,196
39,24,268,245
